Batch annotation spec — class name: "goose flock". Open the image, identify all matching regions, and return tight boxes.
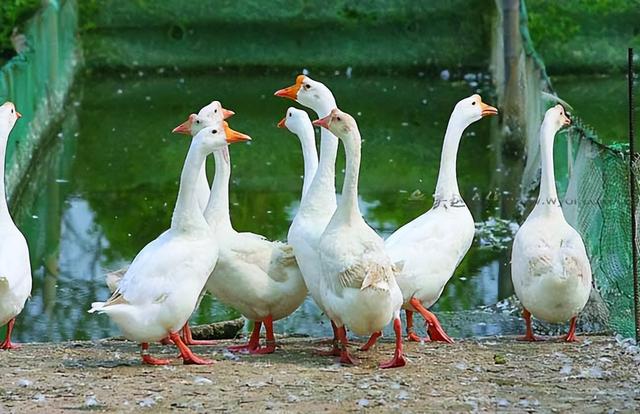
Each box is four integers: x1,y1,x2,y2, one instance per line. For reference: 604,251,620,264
0,75,592,369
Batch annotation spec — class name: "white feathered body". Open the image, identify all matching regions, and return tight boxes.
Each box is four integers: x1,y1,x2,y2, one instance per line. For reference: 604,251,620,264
0,221,32,326
386,198,474,310
90,227,218,343
288,200,335,314
511,209,592,323
206,229,306,322
319,219,403,336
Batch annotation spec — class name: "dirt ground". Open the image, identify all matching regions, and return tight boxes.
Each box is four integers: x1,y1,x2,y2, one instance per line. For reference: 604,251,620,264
1,335,639,413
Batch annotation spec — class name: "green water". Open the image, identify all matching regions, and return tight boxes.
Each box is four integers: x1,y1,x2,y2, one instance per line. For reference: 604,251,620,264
9,70,517,342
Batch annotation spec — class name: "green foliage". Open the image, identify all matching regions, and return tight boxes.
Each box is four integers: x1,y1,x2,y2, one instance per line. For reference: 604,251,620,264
525,0,640,72
77,0,99,31
0,0,40,61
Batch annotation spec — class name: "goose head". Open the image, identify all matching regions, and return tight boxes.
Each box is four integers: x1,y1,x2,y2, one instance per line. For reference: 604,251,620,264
450,94,498,127
274,75,336,114
313,108,357,144
0,102,22,133
198,100,235,122
542,104,571,133
277,107,312,135
194,123,251,153
172,101,234,135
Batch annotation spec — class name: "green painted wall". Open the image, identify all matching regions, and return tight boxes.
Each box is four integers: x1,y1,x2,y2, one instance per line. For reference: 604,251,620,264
0,0,80,199
80,0,493,72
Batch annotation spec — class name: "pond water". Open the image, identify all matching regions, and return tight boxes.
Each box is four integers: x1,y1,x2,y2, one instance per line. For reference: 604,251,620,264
8,70,521,343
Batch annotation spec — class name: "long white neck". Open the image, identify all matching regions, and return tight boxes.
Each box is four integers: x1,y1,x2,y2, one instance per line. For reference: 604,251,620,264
335,130,362,224
204,147,233,233
195,158,210,212
434,115,467,201
534,122,563,216
0,127,11,223
300,98,338,211
296,122,319,198
171,141,210,232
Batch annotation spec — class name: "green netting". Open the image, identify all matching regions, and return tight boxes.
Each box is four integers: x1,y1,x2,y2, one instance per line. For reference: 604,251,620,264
518,0,638,337
0,0,79,197
563,122,638,337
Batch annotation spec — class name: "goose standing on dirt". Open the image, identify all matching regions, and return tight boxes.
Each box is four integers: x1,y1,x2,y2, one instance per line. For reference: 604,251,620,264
314,109,406,369
365,95,498,346
274,76,343,352
511,104,591,342
201,121,305,354
89,124,251,365
278,107,318,199
104,101,235,346
0,102,31,350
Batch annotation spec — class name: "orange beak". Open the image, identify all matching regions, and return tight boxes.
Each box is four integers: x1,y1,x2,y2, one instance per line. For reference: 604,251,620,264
222,107,235,120
223,122,251,143
15,111,22,118
172,115,194,135
312,115,331,129
277,117,286,128
480,101,498,117
562,114,571,126
274,75,305,101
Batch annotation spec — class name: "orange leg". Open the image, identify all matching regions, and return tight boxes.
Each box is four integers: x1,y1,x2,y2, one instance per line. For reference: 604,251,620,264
518,308,539,342
181,323,217,346
169,332,214,365
379,317,407,369
227,321,262,353
360,331,382,351
314,320,341,356
0,318,20,350
251,315,276,354
409,298,453,343
140,342,171,365
337,326,359,365
564,316,580,342
158,337,173,345
405,310,429,342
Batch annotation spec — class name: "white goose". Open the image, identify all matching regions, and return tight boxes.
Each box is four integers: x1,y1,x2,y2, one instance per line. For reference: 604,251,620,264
366,95,498,346
278,107,318,199
90,125,250,365
0,102,31,350
314,109,406,369
172,101,235,211
511,104,591,342
202,122,306,354
105,101,234,345
274,76,342,352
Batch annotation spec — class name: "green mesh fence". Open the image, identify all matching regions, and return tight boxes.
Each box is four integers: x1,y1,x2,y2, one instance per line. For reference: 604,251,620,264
562,121,638,337
0,0,80,197
519,0,638,338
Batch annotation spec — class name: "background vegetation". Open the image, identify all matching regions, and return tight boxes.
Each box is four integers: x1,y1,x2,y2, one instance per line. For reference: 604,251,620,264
0,0,40,64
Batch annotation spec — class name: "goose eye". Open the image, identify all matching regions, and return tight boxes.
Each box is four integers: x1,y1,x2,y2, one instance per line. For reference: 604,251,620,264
11,109,14,113
196,119,200,124
214,109,218,113
471,101,476,106
211,129,217,134
289,112,292,117
336,116,341,121
304,84,311,90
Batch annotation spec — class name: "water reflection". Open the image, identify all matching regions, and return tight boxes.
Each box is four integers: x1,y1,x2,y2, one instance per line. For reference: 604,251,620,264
9,71,518,342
